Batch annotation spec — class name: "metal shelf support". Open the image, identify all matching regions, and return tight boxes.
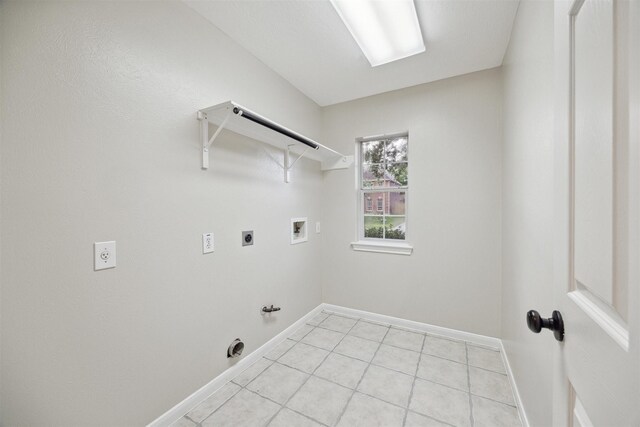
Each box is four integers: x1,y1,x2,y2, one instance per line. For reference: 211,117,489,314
198,110,232,170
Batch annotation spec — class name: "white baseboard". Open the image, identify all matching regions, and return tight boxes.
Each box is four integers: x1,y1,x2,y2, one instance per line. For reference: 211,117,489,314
147,304,324,427
321,303,501,349
148,303,528,427
499,341,530,427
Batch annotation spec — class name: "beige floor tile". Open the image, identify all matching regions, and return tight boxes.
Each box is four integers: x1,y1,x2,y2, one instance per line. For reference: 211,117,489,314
416,354,469,391
349,321,389,342
287,376,352,426
314,352,369,389
201,389,280,427
472,395,521,427
383,328,425,352
307,312,330,326
469,367,515,406
372,344,421,375
422,335,467,364
289,324,315,341
409,379,471,427
232,358,273,387
319,315,358,333
467,345,506,373
334,335,380,362
265,339,296,360
405,411,451,427
357,364,414,407
278,342,329,374
246,363,308,404
301,327,345,351
186,382,241,422
268,408,323,427
337,392,405,427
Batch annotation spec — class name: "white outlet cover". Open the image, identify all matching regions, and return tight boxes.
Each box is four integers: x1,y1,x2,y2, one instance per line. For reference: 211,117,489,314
202,233,214,254
94,241,116,271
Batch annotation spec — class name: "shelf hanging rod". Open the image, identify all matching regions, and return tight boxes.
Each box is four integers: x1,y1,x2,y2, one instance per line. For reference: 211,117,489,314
232,107,320,151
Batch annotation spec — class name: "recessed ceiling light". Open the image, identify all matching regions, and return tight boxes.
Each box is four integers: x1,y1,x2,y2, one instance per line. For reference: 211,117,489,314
329,0,425,67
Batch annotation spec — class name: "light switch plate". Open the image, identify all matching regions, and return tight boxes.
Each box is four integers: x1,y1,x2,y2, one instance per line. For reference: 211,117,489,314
202,233,214,254
316,222,321,234
94,241,116,271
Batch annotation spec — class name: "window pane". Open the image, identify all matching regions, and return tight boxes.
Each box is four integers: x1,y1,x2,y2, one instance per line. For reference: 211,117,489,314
388,191,406,215
364,216,384,238
385,162,408,187
385,216,406,240
385,137,408,163
362,140,385,164
363,194,383,215
363,164,407,189
362,164,385,188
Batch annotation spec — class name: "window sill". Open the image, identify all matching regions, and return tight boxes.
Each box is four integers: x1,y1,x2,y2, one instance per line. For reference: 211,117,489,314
350,240,413,255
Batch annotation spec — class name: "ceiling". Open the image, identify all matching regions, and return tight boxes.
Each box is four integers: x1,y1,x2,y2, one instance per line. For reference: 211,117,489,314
186,0,519,107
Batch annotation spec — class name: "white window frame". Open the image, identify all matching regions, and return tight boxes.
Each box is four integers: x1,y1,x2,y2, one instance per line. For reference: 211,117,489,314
351,132,413,255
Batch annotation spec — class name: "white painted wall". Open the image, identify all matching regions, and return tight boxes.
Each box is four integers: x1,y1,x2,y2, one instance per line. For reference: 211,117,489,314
500,1,555,426
320,69,503,337
0,2,324,425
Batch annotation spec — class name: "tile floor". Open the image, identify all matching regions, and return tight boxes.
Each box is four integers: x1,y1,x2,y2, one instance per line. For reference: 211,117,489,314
173,311,522,427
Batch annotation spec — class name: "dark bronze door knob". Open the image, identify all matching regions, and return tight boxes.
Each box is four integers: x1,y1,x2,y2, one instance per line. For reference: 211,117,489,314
527,310,564,342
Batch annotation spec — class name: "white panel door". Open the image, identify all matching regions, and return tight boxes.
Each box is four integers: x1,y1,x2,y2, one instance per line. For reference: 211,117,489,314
553,0,639,425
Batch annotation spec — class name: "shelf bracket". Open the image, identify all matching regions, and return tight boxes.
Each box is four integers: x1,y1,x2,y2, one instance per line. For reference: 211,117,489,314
284,145,310,183
321,155,354,171
198,110,232,170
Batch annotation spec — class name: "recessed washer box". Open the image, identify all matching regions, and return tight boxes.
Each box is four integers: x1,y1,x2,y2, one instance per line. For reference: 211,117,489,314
291,218,308,245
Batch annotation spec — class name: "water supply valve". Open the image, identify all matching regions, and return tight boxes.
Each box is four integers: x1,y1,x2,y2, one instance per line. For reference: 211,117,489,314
262,305,281,313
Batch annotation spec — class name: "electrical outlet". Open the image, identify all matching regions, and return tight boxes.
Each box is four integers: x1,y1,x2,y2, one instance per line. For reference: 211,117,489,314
94,241,116,271
202,233,214,254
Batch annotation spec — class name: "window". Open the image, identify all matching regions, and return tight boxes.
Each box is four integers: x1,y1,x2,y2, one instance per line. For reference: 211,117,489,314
358,134,408,242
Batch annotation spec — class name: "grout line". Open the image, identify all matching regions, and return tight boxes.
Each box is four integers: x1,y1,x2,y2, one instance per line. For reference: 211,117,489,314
467,364,509,376
186,382,243,425
264,315,361,427
300,324,495,376
188,313,516,427
405,410,457,427
402,331,425,426
263,339,297,361
334,323,389,426
470,393,519,409
313,322,430,352
466,343,475,427
183,414,197,423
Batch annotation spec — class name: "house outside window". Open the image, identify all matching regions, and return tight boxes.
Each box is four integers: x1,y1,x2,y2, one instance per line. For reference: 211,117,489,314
358,134,408,241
